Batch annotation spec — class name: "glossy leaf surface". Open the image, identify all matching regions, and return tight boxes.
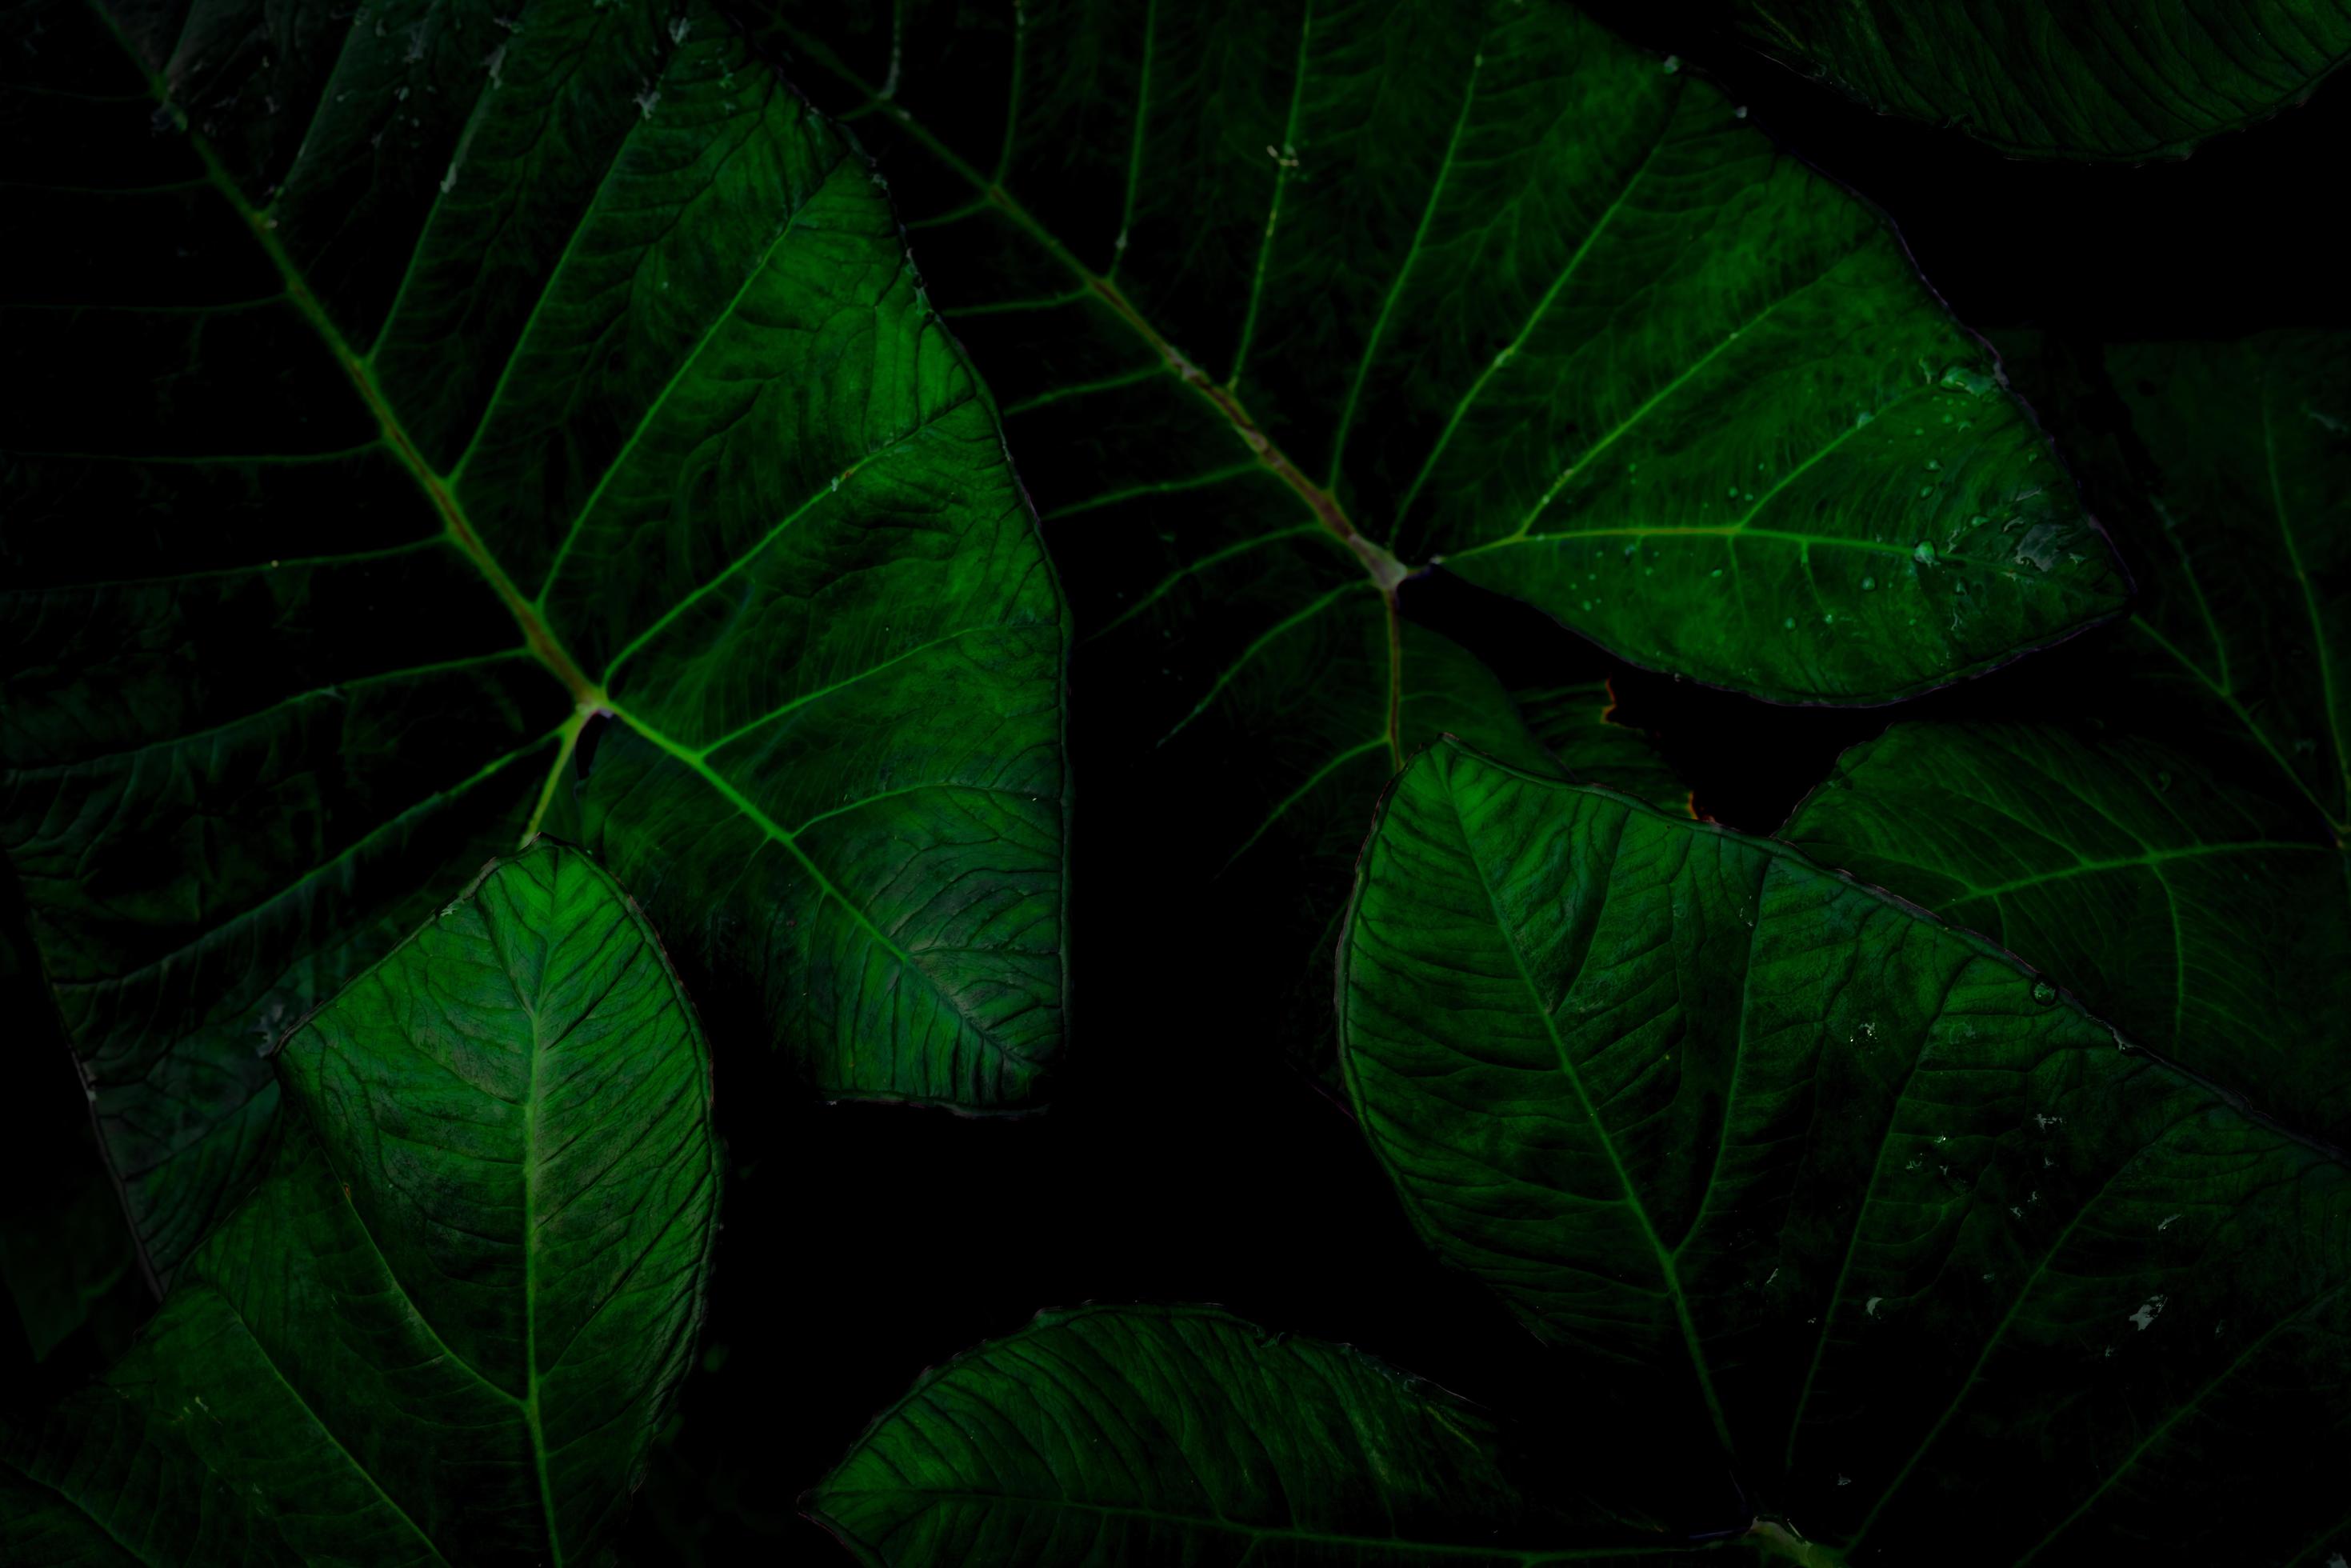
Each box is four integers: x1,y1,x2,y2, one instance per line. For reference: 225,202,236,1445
1,0,1064,1278
807,1303,1693,1567
1785,722,2350,1142
761,0,2122,993
1,843,718,1566
1736,0,2351,160
1341,740,2350,1563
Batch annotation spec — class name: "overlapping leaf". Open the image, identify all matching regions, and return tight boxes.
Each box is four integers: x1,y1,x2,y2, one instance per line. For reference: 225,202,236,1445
2004,333,2348,837
1513,681,1686,814
1735,0,2351,160
759,0,2121,1026
1341,740,2349,1563
1777,332,2349,1164
1,0,1064,1279
1785,722,2350,1142
807,1303,1705,1566
1,844,718,1566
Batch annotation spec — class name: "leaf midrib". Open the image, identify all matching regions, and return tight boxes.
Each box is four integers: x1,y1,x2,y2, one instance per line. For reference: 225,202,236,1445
789,19,1412,770
1433,762,1737,1458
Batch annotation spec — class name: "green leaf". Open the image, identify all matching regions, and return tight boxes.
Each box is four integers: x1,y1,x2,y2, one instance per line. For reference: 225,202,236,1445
1340,739,2350,1562
1784,722,2351,1142
1734,0,2351,160
807,1302,1697,1566
768,0,2124,710
1512,682,1687,813
2005,333,2349,838
2,0,1065,1278
1,842,718,1566
754,0,2121,1034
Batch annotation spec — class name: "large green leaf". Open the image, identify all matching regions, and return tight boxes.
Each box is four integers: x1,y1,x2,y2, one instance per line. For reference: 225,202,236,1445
1735,0,2351,160
2,0,1064,1279
758,0,2123,988
1,842,718,1566
1784,722,2350,1142
1341,739,2350,1563
807,1303,1727,1566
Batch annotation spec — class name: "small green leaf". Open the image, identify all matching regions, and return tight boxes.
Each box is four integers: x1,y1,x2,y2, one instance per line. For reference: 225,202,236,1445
1736,0,2351,160
1,843,717,1566
2,0,1065,1279
1341,739,2350,1562
1511,682,1687,813
807,1303,1684,1566
1785,722,2350,1141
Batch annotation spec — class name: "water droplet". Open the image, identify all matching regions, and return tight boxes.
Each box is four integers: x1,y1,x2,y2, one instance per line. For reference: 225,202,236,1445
1861,575,1876,590
2030,980,2057,1006
1782,616,1796,630
1661,54,1681,73
1913,542,1937,566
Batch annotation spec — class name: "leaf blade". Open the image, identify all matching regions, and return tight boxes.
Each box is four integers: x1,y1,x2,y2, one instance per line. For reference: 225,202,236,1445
1341,739,2351,1561
2,0,1066,1276
3,843,718,1566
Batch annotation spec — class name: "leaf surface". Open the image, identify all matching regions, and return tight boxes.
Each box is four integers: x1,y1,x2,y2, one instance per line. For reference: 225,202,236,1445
1341,739,2350,1563
1,843,718,1566
1735,0,2351,159
757,0,2122,1003
1,0,1064,1278
2017,333,2348,837
1785,722,2351,1142
1513,682,1686,814
806,1302,1701,1567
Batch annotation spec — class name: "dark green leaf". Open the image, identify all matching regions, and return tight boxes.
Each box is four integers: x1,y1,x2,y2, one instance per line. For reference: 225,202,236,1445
758,0,2122,1015
1784,722,2350,1142
1735,0,2351,160
806,1302,1713,1566
1,842,718,1566
1513,682,1687,813
1341,739,2350,1563
2,0,1065,1278
2004,333,2348,837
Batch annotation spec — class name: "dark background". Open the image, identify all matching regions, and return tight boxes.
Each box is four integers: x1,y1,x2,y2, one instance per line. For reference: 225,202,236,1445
5,3,2345,1561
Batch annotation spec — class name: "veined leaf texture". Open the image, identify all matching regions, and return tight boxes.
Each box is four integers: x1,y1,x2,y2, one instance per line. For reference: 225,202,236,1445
2,0,1067,1281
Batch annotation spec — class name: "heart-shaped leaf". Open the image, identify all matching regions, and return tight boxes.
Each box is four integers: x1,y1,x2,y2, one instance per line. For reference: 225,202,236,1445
1341,739,2349,1562
2,0,1064,1280
1,842,717,1566
806,1303,1688,1566
1734,0,2351,160
1785,722,2350,1142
